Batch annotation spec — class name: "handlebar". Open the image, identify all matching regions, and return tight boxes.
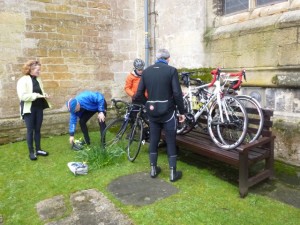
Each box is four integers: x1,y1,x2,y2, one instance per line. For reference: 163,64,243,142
226,70,246,90
210,68,246,90
209,69,220,87
111,98,128,110
111,98,145,110
180,72,205,87
180,69,246,90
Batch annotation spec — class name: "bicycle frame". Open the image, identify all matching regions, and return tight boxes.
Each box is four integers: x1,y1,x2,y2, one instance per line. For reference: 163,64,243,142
184,71,229,124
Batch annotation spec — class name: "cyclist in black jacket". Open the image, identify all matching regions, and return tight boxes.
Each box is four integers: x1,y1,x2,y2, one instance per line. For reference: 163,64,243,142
136,49,185,182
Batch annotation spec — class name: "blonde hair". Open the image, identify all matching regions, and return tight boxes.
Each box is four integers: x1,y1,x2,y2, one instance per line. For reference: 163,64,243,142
22,60,41,75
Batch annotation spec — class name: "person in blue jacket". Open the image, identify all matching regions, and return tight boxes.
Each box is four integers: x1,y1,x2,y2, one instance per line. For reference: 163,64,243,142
66,91,107,149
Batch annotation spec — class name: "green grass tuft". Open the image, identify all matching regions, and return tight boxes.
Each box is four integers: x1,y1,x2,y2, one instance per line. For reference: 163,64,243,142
75,144,127,171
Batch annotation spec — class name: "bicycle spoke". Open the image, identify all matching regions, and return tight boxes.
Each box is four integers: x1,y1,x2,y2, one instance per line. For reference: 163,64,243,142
236,96,264,143
208,96,248,150
101,118,129,149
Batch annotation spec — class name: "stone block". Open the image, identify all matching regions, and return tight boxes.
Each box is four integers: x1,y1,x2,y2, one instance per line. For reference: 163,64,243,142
40,73,53,80
0,12,25,25
28,18,58,26
25,32,47,39
278,43,300,66
53,73,73,80
47,65,68,73
57,26,82,35
56,13,86,23
276,10,300,28
291,1,300,8
61,50,78,58
259,2,289,18
59,81,76,88
43,81,59,88
87,2,110,9
274,27,298,45
45,5,71,12
68,42,88,50
35,0,52,3
22,48,48,57
48,50,62,57
31,12,57,19
275,73,300,88
40,57,64,65
48,33,73,41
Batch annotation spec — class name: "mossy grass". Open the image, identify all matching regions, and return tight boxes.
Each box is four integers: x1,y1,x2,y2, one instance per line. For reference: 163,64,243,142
0,132,299,225
178,67,214,84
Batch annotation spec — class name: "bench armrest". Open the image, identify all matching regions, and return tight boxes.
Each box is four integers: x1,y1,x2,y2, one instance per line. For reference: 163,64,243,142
237,136,276,153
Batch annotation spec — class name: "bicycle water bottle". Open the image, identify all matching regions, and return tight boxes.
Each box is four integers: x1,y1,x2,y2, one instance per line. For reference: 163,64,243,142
192,96,202,110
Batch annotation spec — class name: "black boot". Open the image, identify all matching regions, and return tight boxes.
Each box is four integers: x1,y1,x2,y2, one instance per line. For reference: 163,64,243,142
150,165,161,178
29,152,37,160
170,167,182,182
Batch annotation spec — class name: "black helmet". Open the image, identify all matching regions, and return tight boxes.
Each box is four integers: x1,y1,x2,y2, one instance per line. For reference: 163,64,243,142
133,58,145,70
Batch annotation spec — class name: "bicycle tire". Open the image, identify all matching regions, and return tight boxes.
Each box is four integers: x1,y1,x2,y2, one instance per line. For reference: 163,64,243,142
207,96,248,150
101,118,131,149
127,118,144,162
236,95,264,143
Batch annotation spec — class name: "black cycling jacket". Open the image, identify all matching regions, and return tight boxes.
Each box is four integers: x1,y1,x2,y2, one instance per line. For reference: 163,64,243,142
136,61,185,122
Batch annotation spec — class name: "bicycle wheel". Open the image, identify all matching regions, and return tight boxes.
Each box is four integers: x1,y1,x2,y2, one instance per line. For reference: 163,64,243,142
207,96,248,150
101,118,131,149
236,95,264,143
127,117,143,162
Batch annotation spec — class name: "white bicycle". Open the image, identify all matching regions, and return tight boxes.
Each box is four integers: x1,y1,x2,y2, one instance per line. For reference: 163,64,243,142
222,70,264,144
177,68,248,150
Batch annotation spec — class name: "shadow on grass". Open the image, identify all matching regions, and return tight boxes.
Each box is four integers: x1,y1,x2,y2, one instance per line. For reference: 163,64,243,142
177,147,300,209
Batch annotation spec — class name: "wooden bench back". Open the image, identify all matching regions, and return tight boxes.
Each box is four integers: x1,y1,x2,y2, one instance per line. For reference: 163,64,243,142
195,107,273,142
259,108,273,137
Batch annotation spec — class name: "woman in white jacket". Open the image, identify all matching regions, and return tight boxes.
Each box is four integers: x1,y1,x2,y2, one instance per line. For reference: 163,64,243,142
17,60,51,160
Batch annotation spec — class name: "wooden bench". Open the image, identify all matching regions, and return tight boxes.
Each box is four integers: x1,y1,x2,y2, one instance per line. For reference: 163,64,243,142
162,108,275,197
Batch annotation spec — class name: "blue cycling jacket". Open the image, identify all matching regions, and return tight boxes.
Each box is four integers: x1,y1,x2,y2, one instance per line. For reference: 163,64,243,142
69,91,106,136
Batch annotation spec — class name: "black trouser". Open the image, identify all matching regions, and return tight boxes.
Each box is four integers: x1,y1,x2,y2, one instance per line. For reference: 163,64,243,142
23,107,44,154
79,99,107,145
149,113,177,168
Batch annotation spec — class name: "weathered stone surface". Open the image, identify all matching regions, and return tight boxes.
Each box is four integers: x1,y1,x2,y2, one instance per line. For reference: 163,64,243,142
108,172,179,206
36,195,66,221
275,73,300,87
0,0,144,142
36,189,133,225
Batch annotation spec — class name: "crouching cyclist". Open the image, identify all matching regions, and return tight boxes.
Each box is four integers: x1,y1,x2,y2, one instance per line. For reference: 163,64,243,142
66,91,107,150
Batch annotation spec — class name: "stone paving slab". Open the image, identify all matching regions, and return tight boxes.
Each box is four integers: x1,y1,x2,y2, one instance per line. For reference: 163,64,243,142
36,189,133,225
107,172,179,206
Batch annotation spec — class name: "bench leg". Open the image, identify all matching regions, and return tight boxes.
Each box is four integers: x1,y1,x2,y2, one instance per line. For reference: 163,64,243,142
265,141,275,178
239,153,249,198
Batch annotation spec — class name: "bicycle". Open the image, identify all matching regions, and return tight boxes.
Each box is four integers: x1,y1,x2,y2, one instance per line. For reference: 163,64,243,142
101,99,149,162
221,70,264,144
177,68,249,150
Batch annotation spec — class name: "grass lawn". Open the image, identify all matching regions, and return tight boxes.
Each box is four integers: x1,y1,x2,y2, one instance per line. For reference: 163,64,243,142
0,131,299,225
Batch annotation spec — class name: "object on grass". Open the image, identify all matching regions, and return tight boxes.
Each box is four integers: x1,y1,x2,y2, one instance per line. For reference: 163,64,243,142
67,162,88,175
